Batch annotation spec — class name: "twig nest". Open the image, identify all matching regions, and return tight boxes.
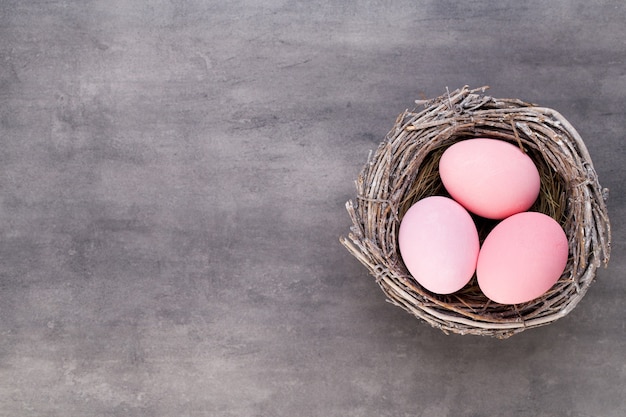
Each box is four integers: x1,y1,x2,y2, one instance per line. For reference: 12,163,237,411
340,86,611,338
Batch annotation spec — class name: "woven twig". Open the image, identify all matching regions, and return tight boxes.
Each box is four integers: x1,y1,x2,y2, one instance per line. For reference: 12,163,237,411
340,86,611,338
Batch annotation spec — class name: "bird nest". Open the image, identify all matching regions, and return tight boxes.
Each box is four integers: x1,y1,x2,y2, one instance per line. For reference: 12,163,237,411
340,86,611,338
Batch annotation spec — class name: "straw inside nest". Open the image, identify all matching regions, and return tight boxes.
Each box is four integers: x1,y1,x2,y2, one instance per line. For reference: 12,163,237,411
397,136,568,306
340,86,611,338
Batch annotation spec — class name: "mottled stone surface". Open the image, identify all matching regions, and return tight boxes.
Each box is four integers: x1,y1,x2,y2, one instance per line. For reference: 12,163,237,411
1,1,625,416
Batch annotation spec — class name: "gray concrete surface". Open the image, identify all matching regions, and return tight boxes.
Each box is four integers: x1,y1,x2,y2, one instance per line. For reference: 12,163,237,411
1,1,625,416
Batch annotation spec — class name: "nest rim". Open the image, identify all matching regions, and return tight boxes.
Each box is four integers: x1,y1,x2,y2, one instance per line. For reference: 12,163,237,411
340,86,611,339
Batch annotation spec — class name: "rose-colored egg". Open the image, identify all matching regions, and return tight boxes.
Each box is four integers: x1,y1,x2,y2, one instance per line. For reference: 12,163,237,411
439,138,541,219
398,196,479,294
477,212,569,304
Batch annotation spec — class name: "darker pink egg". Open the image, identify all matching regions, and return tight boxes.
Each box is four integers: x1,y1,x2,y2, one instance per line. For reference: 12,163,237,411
476,212,569,304
439,138,541,219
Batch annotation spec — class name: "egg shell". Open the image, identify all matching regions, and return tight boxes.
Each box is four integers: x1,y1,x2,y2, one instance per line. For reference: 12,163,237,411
476,212,569,304
398,196,480,294
439,138,541,219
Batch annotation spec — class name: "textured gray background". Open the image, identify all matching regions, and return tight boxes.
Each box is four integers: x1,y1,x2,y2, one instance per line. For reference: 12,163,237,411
1,1,625,416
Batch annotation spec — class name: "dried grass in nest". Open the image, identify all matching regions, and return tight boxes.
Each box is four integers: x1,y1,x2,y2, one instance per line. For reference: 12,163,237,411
340,86,611,338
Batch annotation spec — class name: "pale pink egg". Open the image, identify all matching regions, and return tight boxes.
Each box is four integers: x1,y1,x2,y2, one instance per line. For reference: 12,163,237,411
439,138,541,219
398,196,479,294
477,212,569,304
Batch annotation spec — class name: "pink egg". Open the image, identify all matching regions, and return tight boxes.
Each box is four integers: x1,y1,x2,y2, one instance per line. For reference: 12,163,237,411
477,212,569,304
439,138,541,219
398,196,479,294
